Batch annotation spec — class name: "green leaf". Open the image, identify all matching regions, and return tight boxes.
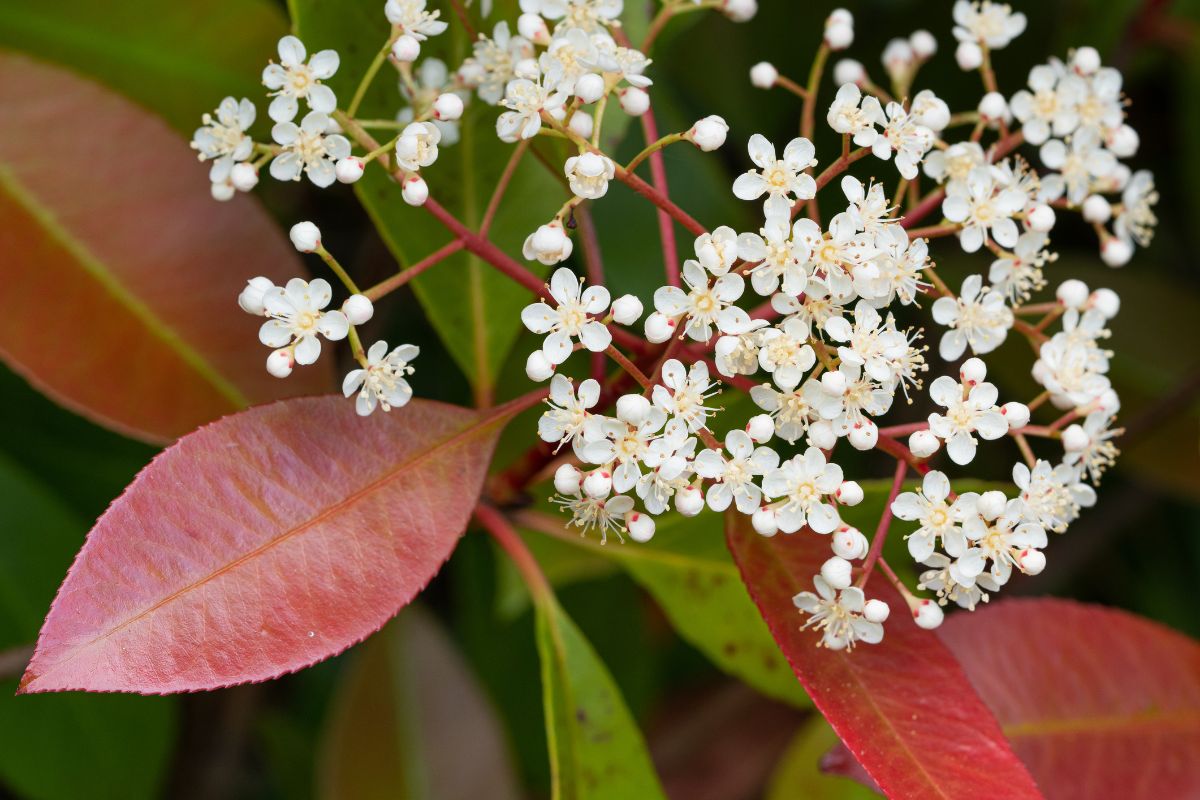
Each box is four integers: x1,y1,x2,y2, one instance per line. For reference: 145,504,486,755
0,0,288,133
318,607,522,800
291,0,560,400
0,453,175,799
766,716,881,800
533,592,666,800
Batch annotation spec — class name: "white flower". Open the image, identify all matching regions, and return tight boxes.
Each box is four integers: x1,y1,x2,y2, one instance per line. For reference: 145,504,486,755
910,89,950,131
554,492,635,544
757,317,816,391
342,341,419,415
732,134,818,220
521,267,611,364
653,261,751,342
864,226,930,306
1061,411,1121,484
538,27,598,94
1038,129,1117,205
527,0,623,33
826,83,883,147
714,329,764,377
694,226,740,276
737,215,812,297
652,359,719,432
943,167,1027,252
523,221,575,265
923,140,987,185
793,576,883,650
262,36,339,123
270,111,351,188
872,102,935,180
988,232,1051,303
1114,170,1158,248
762,447,843,534
1009,62,1084,145
750,382,818,444
952,1,1026,49
892,470,969,562
564,152,615,199
839,177,897,234
960,494,1047,585
497,77,566,142
385,0,449,39
192,97,256,186
926,373,1009,464
397,59,466,146
581,404,669,491
258,278,349,365
1032,332,1111,409
538,374,601,452
459,21,533,105
635,419,697,514
1014,459,1096,533
931,274,1014,359
918,552,1000,609
824,301,910,385
395,121,442,171
694,430,779,513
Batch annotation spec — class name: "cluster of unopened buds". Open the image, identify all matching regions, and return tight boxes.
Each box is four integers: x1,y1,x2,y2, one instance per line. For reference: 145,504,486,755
190,0,1155,652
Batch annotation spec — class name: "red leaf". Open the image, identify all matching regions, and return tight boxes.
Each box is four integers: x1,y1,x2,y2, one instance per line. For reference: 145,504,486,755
20,395,530,694
725,512,1043,799
939,598,1200,799
0,52,331,444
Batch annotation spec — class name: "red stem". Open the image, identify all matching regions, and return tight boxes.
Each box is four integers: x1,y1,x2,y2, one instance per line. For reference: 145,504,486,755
480,140,529,236
363,239,465,301
640,111,681,286
475,503,551,598
856,458,908,589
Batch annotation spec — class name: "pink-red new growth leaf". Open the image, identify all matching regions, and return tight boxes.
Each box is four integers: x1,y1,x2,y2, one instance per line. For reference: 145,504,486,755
21,396,524,694
940,598,1200,799
724,512,1043,800
0,52,330,444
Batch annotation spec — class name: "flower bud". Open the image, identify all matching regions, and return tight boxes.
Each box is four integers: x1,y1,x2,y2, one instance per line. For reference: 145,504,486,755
1026,203,1056,232
644,311,676,343
909,429,940,458
525,350,555,381
824,21,854,49
1082,194,1112,224
517,12,550,45
960,356,987,385
568,109,594,139
433,93,464,121
836,480,864,506
676,485,704,517
583,469,612,499
722,0,757,22
832,526,869,559
616,394,651,426
1101,237,1132,267
1096,389,1121,415
821,556,853,590
882,38,915,76
626,511,656,543
554,463,583,495
820,369,847,396
575,73,606,104
335,157,365,184
807,420,838,450
912,599,944,629
391,34,420,63
1056,278,1090,309
289,221,321,253
864,598,890,623
833,58,866,85
827,8,853,25
238,277,275,315
746,413,774,443
955,41,983,70
340,294,374,326
978,91,1009,123
230,162,259,192
266,348,294,378
523,221,573,265
752,506,779,536
1018,548,1046,575
848,420,878,451
619,87,650,116
1062,423,1090,452
749,61,778,89
1091,288,1120,319
611,294,644,325
402,175,429,206
689,115,729,152
909,30,937,59
978,490,1007,519
1107,124,1139,158
1071,46,1101,76
1001,401,1030,430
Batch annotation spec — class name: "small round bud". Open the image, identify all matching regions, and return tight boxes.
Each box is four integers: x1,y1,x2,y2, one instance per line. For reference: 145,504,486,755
619,87,650,117
882,38,915,74
978,91,1009,122
752,506,779,536
611,294,644,325
827,8,853,26
864,598,891,623
689,115,729,152
1082,194,1112,224
1107,124,1139,158
978,490,1007,519
909,429,940,458
568,109,594,139
1026,203,1056,232
583,469,612,499
644,311,676,343
833,58,866,85
238,277,275,316
266,348,294,378
836,480,864,507
746,414,774,444
1001,401,1030,430
956,41,983,70
722,0,757,22
391,34,420,63
821,556,853,590
820,369,847,396
830,526,866,559
433,93,464,121
554,463,583,495
289,221,321,253
230,162,259,192
1096,389,1121,415
525,350,555,381
807,420,838,450
212,178,235,201
517,13,550,45
750,61,778,89
676,485,704,517
910,30,937,59
335,157,365,184
402,175,429,206
824,21,854,50
912,599,944,630
1062,423,1090,452
848,420,878,451
342,294,374,325
1018,548,1046,575
575,72,606,104
626,512,656,543
1091,287,1120,319
1071,46,1101,76
616,394,652,426
1101,237,1132,267
1056,278,1090,309
960,356,987,385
